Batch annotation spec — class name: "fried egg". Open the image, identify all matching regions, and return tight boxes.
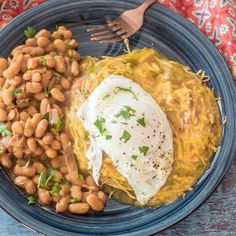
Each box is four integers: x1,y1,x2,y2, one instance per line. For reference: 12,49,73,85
77,75,173,205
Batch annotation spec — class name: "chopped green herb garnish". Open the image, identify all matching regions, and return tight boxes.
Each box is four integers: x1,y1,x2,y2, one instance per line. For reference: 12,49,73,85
120,130,131,143
27,196,36,205
52,71,62,77
79,174,84,180
45,167,55,186
137,117,146,127
56,116,64,133
0,123,12,136
62,178,70,185
66,44,74,50
24,157,31,168
115,105,136,120
11,88,22,95
120,122,128,125
69,56,75,63
38,170,47,188
93,117,107,135
35,102,40,111
41,56,47,66
111,120,117,123
49,182,61,197
139,146,149,156
42,112,49,120
131,155,138,160
117,86,138,101
106,135,112,140
43,87,50,97
54,25,59,32
69,197,78,204
0,146,4,152
103,94,110,100
24,26,36,39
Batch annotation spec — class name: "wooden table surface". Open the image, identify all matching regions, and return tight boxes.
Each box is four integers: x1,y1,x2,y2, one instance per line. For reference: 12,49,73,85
0,157,235,236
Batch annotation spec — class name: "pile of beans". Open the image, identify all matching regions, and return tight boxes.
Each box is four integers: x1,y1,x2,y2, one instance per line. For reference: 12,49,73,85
0,26,106,214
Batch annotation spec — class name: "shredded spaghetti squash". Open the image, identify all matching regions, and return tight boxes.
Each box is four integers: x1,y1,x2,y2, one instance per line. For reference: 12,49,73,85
65,48,222,206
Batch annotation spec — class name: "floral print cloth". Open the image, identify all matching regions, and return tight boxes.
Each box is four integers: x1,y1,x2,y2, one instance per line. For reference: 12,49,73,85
0,0,235,78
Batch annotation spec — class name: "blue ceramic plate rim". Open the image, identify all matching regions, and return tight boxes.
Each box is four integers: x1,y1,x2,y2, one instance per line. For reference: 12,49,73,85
0,0,236,235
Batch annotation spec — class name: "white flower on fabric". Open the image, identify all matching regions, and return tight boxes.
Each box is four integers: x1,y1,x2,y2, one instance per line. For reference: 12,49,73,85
230,53,236,63
210,0,217,8
188,18,195,24
9,0,19,9
220,24,229,35
205,22,212,33
228,8,235,17
2,15,13,21
194,0,202,7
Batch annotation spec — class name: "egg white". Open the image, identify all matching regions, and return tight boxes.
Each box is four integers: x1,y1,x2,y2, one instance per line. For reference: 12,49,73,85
77,75,173,205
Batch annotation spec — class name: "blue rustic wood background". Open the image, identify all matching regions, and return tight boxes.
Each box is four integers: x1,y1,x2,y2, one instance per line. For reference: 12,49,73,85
0,158,235,235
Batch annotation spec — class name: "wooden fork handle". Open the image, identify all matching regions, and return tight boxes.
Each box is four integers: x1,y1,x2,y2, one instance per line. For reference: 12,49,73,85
138,0,156,12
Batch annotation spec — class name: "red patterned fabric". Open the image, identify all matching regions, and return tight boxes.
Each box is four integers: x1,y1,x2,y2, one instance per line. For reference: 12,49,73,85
0,0,236,77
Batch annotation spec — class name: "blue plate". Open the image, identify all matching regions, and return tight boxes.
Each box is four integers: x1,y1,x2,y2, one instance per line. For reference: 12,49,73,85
0,0,236,235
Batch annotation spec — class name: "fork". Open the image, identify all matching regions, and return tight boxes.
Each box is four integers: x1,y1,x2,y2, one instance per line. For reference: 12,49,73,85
87,0,156,43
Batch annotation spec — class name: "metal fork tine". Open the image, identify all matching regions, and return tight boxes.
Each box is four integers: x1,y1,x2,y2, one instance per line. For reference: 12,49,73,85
91,30,112,37
99,32,130,43
91,33,118,41
87,25,108,32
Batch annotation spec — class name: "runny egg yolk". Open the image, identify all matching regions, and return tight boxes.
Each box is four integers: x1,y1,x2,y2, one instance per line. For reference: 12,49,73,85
77,75,173,205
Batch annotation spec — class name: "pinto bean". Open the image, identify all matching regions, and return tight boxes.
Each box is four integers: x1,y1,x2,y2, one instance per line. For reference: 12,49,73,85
8,109,16,121
3,62,21,79
24,118,35,137
55,195,70,213
45,148,57,158
34,92,44,101
42,132,54,145
54,56,66,73
0,58,8,77
27,106,38,116
60,133,70,146
45,55,55,68
37,37,50,48
2,89,13,105
38,188,52,205
50,88,65,102
36,29,51,38
0,153,12,169
40,98,50,115
97,191,106,204
20,111,30,122
86,176,98,191
63,30,73,40
32,161,46,174
60,78,70,90
13,146,24,159
86,193,104,212
31,113,42,128
69,203,90,214
35,119,48,138
54,39,66,53
27,57,39,69
60,184,71,197
26,82,42,93
27,137,37,152
25,180,36,194
32,72,41,82
0,108,8,122
51,140,61,150
25,38,37,47
71,185,82,201
11,121,24,135
13,164,36,177
71,60,80,77
50,155,65,169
